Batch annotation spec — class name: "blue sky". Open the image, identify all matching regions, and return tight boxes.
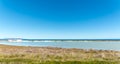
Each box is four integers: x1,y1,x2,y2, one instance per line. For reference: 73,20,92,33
0,0,120,39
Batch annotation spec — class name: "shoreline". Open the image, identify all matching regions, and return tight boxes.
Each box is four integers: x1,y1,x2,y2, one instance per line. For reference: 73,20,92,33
0,43,120,51
0,44,119,53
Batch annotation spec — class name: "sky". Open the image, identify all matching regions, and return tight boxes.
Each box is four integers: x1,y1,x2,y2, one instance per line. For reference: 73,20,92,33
0,0,120,39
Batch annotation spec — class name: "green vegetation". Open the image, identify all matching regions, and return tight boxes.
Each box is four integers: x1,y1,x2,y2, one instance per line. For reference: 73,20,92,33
0,45,120,64
0,59,119,64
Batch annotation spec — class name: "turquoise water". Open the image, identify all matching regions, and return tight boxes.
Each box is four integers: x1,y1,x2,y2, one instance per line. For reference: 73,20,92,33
0,42,120,50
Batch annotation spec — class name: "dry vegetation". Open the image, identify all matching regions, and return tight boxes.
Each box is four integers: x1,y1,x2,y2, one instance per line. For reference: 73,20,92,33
0,44,120,64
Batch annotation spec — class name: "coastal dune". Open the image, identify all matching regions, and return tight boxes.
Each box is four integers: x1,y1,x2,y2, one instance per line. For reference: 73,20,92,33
0,44,120,64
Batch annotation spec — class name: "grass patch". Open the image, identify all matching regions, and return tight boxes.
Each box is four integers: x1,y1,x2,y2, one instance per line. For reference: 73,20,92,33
0,45,119,64
0,59,118,64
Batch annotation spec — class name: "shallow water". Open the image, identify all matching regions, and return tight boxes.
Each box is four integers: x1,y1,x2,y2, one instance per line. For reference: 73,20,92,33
0,42,120,51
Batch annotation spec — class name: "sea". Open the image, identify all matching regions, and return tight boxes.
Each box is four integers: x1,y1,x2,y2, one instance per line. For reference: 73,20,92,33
0,41,120,51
